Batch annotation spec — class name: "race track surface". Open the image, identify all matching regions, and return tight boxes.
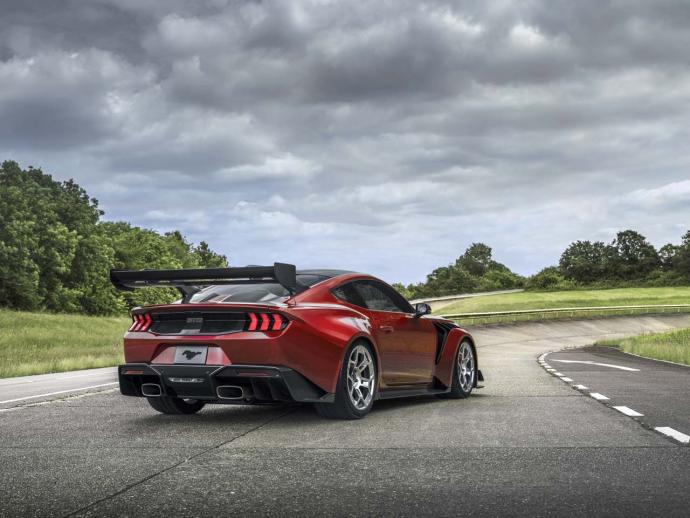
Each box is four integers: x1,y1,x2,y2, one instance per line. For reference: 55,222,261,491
1,315,689,517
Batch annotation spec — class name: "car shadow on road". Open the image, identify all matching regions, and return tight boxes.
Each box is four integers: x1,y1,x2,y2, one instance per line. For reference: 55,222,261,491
128,390,490,429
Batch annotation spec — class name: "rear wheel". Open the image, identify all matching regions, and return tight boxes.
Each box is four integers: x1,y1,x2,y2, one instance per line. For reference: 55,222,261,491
314,341,377,419
146,396,206,415
441,340,475,399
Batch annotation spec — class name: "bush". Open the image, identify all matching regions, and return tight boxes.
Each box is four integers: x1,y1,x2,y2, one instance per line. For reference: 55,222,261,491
525,267,574,291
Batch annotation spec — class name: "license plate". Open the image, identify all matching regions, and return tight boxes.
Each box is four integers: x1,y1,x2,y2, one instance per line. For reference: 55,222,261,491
173,345,208,364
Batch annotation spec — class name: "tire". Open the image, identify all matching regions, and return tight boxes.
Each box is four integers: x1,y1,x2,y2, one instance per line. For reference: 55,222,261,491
146,396,206,415
440,339,476,399
314,341,377,419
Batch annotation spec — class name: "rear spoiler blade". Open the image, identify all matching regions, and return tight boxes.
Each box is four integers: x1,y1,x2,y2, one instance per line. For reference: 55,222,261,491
109,262,302,297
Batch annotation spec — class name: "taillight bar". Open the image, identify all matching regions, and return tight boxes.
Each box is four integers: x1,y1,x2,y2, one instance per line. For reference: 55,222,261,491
129,313,152,332
245,312,288,332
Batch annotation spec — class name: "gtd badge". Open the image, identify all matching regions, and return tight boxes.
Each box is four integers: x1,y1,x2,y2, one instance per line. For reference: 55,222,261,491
186,317,203,325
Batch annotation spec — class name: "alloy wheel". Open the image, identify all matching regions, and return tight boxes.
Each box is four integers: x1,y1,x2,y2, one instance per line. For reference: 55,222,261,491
458,341,475,392
346,345,376,410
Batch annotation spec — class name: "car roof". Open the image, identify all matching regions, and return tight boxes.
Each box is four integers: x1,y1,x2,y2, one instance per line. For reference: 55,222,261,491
297,269,358,278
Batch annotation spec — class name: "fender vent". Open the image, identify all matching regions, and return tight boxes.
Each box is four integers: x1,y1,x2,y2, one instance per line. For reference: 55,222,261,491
433,322,458,364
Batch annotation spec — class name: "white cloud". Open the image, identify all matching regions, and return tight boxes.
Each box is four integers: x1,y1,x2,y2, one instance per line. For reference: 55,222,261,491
2,0,690,283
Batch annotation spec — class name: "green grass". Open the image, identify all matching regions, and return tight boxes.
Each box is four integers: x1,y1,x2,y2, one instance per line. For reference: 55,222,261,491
436,287,690,325
0,309,129,378
597,328,690,366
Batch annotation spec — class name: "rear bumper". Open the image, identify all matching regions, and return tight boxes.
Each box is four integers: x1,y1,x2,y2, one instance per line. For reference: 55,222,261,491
118,364,334,404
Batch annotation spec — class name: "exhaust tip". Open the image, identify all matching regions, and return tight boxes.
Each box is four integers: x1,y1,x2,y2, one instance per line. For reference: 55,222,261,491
216,385,244,400
141,383,162,397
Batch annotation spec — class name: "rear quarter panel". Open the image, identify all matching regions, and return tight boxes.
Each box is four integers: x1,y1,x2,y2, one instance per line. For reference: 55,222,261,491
283,304,374,393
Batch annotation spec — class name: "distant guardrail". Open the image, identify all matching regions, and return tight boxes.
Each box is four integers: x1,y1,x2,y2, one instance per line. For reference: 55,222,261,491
441,304,690,325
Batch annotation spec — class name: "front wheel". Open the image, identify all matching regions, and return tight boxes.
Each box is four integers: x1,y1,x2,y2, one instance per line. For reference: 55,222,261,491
440,340,475,399
314,341,377,419
146,396,205,415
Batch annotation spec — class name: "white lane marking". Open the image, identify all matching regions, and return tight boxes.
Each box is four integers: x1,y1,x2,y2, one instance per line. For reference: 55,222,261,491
0,382,118,405
553,372,564,376
559,377,574,382
613,406,643,417
546,369,556,372
538,353,547,361
590,392,609,400
543,364,551,368
551,359,640,372
655,427,690,444
574,384,588,390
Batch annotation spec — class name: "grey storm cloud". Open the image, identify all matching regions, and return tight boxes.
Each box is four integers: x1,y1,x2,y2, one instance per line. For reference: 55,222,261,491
2,0,690,283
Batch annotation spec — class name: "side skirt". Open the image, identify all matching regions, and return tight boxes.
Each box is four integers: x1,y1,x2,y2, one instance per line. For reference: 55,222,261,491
377,386,450,400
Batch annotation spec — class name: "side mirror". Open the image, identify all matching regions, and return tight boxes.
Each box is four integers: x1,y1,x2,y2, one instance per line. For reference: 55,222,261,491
413,302,432,318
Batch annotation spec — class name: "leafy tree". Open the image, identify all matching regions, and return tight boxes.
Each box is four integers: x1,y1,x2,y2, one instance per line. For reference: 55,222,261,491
456,243,493,276
0,161,229,315
672,231,690,278
608,230,660,280
194,241,228,268
559,240,609,283
403,243,524,298
658,243,678,271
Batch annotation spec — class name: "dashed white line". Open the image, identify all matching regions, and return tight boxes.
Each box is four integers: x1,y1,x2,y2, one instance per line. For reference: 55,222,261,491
0,382,118,405
573,384,588,390
655,427,690,444
559,377,574,382
590,392,610,401
613,406,643,417
553,372,564,376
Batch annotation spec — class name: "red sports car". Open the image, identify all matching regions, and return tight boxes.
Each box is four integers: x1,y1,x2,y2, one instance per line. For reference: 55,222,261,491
110,263,483,419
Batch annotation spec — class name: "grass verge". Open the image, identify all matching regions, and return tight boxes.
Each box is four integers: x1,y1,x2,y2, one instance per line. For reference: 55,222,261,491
438,287,690,314
0,309,129,378
596,328,690,366
437,286,690,325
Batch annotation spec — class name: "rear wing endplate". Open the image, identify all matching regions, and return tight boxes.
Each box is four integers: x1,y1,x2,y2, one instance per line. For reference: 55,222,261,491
109,262,302,297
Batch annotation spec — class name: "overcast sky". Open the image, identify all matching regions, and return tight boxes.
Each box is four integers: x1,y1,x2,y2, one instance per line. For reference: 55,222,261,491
2,1,690,284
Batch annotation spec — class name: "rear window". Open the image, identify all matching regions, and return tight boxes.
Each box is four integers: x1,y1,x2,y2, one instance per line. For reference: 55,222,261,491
188,274,326,303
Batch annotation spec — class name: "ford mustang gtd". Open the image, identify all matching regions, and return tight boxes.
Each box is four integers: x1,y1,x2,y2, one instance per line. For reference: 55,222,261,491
110,263,483,419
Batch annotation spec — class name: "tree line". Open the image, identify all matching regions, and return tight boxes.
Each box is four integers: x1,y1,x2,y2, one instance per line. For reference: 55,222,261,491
530,229,690,290
397,230,690,299
2,161,688,313
394,243,523,299
0,161,227,315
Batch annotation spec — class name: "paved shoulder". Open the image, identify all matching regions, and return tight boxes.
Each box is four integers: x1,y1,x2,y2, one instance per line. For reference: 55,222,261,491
543,346,690,444
0,367,118,409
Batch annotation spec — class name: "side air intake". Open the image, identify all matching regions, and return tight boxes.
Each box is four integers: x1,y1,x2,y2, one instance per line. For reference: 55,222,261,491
432,322,458,364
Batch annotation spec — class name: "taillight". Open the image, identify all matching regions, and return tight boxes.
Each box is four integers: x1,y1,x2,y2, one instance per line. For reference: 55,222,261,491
245,313,288,332
129,313,152,332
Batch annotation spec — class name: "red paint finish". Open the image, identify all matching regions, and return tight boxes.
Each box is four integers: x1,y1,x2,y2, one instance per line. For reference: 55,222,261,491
121,273,478,395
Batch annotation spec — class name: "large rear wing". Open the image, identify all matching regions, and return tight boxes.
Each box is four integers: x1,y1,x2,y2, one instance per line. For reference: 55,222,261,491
109,262,302,298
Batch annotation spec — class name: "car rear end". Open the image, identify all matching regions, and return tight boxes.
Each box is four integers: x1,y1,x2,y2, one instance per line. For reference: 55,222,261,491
111,264,339,407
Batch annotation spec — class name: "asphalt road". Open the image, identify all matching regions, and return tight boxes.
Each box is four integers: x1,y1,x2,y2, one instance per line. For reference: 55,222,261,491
543,346,690,444
1,314,689,517
0,367,117,409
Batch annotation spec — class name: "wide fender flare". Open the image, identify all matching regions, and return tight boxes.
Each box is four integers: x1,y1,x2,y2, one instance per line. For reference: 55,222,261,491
335,332,382,384
434,328,477,388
